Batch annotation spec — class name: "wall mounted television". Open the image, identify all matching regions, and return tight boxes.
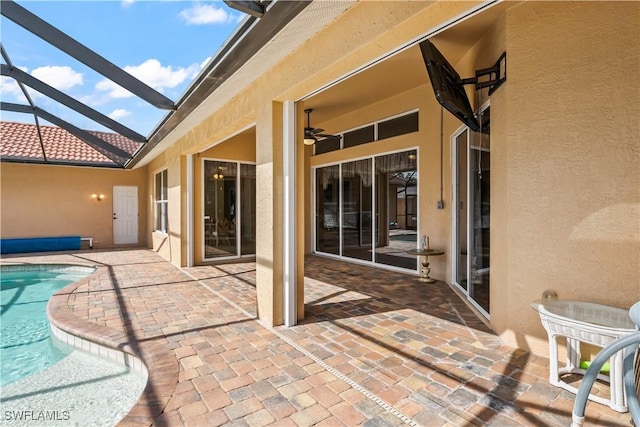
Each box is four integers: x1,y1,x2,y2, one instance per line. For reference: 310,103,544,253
419,39,480,132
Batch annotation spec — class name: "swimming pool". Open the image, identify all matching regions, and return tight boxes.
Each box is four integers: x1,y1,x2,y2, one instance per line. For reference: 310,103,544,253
1,264,148,426
0,265,94,386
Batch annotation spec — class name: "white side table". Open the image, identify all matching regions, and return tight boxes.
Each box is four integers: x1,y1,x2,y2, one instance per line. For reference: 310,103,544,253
531,299,635,412
407,248,445,283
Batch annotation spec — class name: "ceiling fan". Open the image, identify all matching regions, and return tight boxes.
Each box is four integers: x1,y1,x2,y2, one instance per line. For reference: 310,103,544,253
303,109,340,145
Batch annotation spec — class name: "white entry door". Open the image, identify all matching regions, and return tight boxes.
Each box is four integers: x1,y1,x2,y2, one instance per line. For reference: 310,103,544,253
113,186,138,244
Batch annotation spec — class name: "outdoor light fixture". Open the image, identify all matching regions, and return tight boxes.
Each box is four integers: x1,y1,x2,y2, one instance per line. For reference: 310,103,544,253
91,193,105,201
303,108,317,145
303,109,340,146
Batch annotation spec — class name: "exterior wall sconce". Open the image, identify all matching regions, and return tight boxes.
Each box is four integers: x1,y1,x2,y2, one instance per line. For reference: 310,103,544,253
92,193,105,201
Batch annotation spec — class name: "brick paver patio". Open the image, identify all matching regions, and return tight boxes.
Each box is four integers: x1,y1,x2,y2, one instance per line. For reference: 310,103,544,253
0,249,630,426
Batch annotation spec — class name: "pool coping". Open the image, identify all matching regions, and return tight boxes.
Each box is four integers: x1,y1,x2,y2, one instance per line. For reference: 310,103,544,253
44,264,180,427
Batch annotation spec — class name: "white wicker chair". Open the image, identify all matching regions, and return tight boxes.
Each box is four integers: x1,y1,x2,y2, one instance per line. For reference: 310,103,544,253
571,301,640,426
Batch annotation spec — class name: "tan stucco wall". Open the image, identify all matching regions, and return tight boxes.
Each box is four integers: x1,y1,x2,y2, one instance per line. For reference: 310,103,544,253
255,101,285,325
0,163,147,248
492,1,640,354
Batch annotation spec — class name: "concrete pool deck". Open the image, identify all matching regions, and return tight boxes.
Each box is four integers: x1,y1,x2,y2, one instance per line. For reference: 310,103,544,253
0,249,630,426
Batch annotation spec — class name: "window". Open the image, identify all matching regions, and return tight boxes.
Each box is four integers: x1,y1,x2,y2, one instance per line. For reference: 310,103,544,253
314,137,341,155
154,169,168,233
313,111,419,156
343,125,375,148
378,111,418,140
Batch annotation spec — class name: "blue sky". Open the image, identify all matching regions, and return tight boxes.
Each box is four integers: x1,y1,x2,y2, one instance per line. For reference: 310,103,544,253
1,1,245,136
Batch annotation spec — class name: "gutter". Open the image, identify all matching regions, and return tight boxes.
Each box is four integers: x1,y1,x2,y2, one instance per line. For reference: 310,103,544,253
126,0,312,168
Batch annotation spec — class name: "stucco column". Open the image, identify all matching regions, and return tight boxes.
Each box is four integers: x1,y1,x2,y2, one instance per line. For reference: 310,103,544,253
255,101,284,326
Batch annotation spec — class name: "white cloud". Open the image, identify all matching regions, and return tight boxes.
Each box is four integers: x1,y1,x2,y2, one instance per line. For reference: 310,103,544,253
108,109,131,121
95,79,133,99
1,76,24,99
179,4,234,25
121,0,135,7
1,66,41,102
31,66,83,91
95,59,200,99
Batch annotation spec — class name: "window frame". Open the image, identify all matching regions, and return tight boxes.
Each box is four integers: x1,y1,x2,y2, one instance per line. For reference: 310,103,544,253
154,169,168,234
313,109,419,156
312,147,420,273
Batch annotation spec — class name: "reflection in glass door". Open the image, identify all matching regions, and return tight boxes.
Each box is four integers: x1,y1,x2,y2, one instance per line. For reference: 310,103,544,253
452,106,490,317
314,150,417,272
240,164,256,256
315,165,340,255
454,129,469,292
374,151,417,270
342,159,372,262
203,160,255,260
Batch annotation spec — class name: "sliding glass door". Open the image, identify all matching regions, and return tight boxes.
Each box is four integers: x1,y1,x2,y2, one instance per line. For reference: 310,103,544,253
203,160,255,260
452,106,491,317
315,165,340,256
454,129,469,292
342,159,373,262
314,149,418,272
239,164,256,256
374,151,418,270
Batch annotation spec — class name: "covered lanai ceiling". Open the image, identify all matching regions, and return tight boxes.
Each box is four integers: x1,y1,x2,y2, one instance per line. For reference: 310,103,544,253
302,1,513,127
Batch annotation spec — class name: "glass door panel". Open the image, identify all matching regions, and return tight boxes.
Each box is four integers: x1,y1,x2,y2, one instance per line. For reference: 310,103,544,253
316,165,340,255
452,106,490,317
240,164,256,256
204,160,237,259
342,159,372,261
374,151,417,270
455,130,469,291
469,107,490,313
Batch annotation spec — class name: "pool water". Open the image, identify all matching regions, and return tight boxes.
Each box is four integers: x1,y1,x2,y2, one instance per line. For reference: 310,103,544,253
0,266,94,386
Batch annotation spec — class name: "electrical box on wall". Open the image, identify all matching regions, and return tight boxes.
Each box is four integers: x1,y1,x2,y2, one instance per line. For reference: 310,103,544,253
437,200,444,209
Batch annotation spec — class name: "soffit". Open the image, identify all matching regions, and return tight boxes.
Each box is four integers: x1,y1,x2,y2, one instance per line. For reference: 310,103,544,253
133,1,356,168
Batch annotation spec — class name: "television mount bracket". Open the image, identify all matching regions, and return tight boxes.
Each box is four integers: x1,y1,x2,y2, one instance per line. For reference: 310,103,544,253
460,52,506,96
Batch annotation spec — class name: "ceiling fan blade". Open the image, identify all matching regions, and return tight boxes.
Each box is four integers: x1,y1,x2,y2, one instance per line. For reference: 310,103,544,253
316,134,341,142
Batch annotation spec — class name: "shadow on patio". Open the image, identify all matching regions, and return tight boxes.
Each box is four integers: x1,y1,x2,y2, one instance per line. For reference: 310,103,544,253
1,249,629,426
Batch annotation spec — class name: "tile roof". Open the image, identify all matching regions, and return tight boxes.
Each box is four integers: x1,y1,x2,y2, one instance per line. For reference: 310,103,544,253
0,121,142,167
